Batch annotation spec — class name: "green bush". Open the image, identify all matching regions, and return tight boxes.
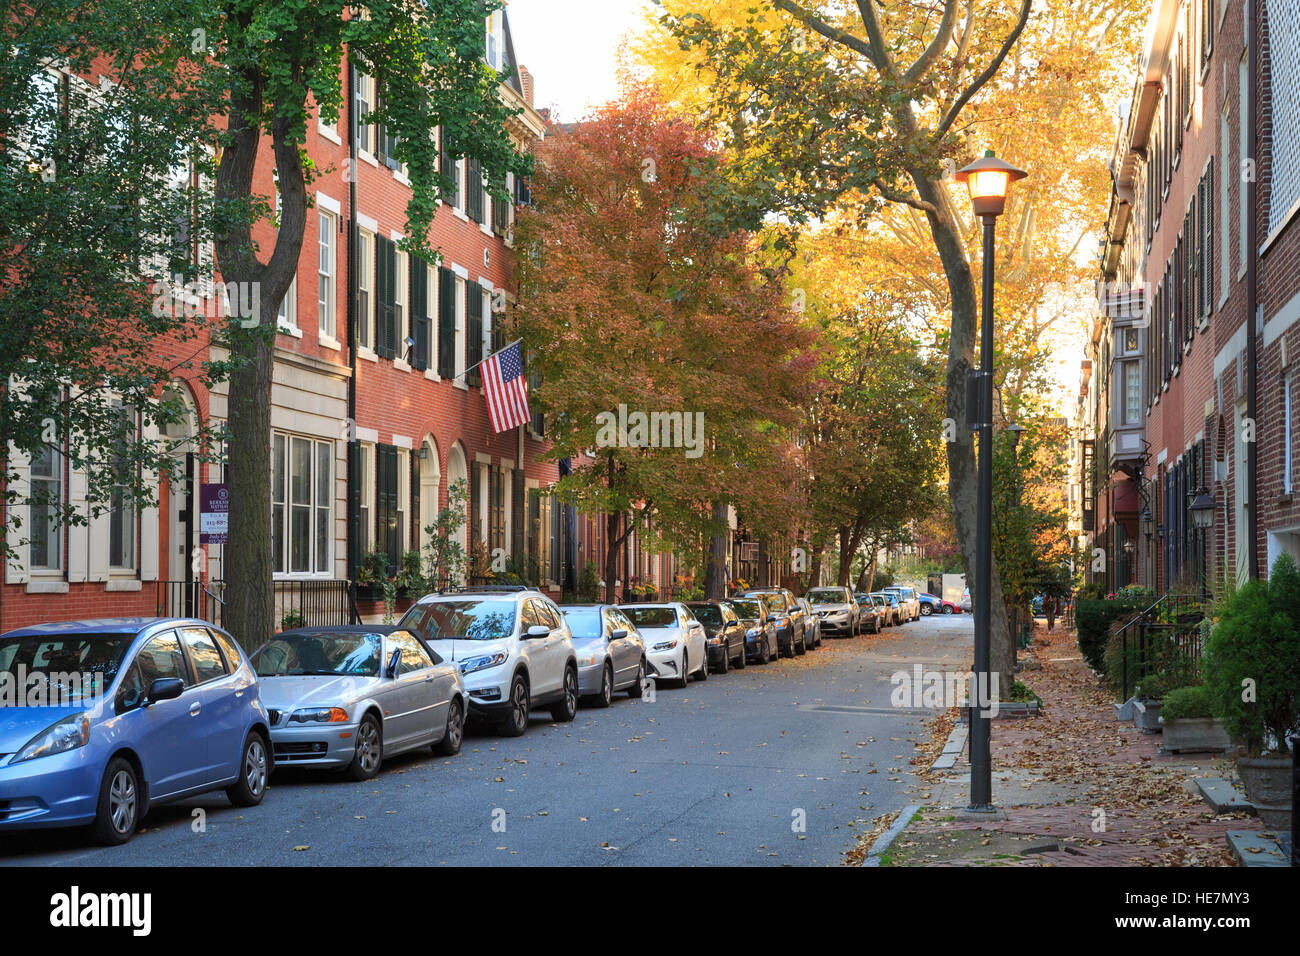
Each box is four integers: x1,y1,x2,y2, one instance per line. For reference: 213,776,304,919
1202,553,1300,755
1076,597,1147,673
577,561,600,602
1161,685,1213,721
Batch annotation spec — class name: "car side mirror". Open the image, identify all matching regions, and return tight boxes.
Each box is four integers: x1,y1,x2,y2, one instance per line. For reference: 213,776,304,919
145,677,184,705
387,648,402,678
611,628,628,639
525,624,550,639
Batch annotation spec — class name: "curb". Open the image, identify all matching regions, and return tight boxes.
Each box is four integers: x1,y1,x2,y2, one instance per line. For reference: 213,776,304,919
861,804,922,867
931,723,968,772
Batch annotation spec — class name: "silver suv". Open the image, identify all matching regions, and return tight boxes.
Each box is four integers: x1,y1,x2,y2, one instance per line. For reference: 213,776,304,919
398,588,578,737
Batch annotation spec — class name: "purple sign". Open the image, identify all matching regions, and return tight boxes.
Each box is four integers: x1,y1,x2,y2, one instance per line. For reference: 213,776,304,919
199,483,229,545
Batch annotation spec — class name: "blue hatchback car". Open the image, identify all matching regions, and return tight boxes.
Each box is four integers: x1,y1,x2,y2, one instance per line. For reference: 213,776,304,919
0,618,271,845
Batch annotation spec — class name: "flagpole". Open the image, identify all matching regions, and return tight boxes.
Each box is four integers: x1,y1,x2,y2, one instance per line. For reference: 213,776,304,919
454,339,522,381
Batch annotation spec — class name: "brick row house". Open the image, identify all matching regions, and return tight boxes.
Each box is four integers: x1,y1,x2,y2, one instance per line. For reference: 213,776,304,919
1083,0,1300,595
2,10,695,632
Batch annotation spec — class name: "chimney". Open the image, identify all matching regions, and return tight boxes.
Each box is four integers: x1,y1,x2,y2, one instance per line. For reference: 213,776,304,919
518,65,535,108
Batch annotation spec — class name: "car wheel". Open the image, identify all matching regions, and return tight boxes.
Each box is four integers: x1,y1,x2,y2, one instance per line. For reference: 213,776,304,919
695,648,709,681
628,659,648,698
734,639,746,669
347,713,384,780
677,651,691,687
594,663,614,708
713,643,728,675
91,757,139,846
942,605,954,615
226,732,269,807
795,631,806,655
550,666,579,722
502,675,531,737
921,604,933,616
434,697,464,756
758,636,771,665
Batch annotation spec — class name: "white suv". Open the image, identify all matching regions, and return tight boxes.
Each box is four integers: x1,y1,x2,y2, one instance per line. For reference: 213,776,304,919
398,588,578,737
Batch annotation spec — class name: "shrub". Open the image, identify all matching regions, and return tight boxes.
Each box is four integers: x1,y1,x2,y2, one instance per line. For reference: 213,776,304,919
1161,685,1213,721
1076,596,1148,672
577,561,600,601
1202,553,1300,755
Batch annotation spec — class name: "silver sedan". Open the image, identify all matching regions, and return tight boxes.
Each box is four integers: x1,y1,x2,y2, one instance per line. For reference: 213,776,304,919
251,626,466,781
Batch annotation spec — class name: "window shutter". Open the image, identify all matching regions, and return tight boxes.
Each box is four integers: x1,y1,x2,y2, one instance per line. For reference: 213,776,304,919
1204,159,1214,314
347,441,362,579
6,445,31,584
438,266,456,379
139,422,160,582
377,444,399,572
439,129,460,208
511,469,525,561
411,453,421,551
466,282,483,387
410,257,429,371
376,236,397,360
467,157,483,223
468,461,481,549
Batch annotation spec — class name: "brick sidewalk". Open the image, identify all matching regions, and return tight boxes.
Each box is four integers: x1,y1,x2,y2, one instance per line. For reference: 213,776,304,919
887,622,1271,867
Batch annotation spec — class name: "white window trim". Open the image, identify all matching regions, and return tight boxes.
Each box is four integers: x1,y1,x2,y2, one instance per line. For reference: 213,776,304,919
272,432,336,579
357,227,376,352
317,207,338,341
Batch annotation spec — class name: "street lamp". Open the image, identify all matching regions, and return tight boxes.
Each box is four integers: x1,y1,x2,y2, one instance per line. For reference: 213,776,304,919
955,150,1027,815
1189,487,1215,531
1141,508,1154,538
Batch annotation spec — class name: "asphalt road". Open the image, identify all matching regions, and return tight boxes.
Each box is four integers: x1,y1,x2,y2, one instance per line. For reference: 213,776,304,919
0,612,974,867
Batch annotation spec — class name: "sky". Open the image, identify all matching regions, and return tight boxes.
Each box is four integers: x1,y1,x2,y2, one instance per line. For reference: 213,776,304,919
505,0,654,121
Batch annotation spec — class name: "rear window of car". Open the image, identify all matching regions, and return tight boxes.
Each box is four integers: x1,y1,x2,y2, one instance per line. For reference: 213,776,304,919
621,606,677,628
398,600,518,642
562,608,602,639
807,589,846,604
727,600,762,619
689,605,722,625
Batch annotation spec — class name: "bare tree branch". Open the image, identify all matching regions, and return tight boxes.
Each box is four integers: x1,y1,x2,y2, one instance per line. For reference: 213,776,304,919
935,0,1034,138
771,0,878,63
904,0,961,85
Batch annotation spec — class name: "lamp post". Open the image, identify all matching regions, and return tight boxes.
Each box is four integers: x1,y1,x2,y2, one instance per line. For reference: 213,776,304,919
1189,487,1215,600
955,151,1026,814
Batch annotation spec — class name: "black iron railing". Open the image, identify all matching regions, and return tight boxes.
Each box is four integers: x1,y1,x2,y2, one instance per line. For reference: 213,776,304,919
1115,592,1207,700
156,579,360,630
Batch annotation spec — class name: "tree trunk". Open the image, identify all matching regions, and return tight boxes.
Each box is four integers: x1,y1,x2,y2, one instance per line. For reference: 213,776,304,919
856,539,877,592
757,536,770,587
215,81,306,650
909,169,1015,683
807,534,826,588
704,500,728,599
604,509,621,604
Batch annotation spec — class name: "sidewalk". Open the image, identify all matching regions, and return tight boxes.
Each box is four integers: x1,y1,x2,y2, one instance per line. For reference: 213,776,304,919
879,621,1274,866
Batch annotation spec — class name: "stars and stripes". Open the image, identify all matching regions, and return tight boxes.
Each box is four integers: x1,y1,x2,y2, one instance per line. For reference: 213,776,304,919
481,340,531,433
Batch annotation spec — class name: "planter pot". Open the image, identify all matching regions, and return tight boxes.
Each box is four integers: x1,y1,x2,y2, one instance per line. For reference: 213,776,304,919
1133,698,1163,733
1160,717,1232,753
1114,696,1138,722
1236,755,1294,829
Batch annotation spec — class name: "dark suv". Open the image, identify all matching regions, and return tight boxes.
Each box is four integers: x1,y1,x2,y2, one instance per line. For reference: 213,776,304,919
740,588,806,657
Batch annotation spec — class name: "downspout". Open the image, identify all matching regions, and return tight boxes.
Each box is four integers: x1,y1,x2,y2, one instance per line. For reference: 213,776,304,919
1247,0,1260,580
346,59,360,587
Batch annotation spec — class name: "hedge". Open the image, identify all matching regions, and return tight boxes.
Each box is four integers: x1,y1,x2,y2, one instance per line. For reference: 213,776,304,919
1075,597,1149,673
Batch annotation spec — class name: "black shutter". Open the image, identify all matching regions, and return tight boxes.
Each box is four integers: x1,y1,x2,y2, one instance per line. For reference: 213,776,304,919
467,157,483,223
375,236,397,359
411,452,421,551
1204,159,1214,315
468,461,481,550
511,469,525,562
438,266,456,379
378,444,399,572
467,281,483,387
440,129,459,208
411,256,429,371
347,441,361,580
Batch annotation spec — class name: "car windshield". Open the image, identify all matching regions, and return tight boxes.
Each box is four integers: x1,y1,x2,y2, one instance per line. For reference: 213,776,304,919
689,605,722,625
251,632,382,677
622,606,677,628
562,609,602,639
0,631,134,705
749,593,784,614
808,590,844,604
399,600,518,642
728,600,762,620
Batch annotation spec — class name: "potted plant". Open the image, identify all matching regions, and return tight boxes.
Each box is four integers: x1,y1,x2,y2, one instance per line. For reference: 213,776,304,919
280,609,306,631
1158,684,1231,753
1203,553,1300,828
356,549,392,600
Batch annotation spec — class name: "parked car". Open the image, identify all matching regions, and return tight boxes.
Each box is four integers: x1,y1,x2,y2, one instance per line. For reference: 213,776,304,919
961,589,972,613
806,586,859,638
683,601,747,673
0,617,270,845
398,588,578,737
796,596,822,649
619,603,708,687
918,593,961,616
740,589,806,657
559,604,649,706
853,592,883,633
871,591,903,627
250,625,465,780
883,586,920,623
722,597,778,665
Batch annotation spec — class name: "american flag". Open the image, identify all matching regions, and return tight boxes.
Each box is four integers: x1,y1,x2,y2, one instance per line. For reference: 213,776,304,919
481,340,531,433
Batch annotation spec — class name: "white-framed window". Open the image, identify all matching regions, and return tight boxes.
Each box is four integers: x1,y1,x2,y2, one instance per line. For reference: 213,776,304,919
318,210,337,339
357,229,374,350
395,247,408,358
486,10,505,70
1123,361,1142,425
29,443,63,571
1285,375,1294,495
317,94,340,143
272,433,333,575
356,72,374,157
273,187,298,332
359,442,374,554
108,404,137,571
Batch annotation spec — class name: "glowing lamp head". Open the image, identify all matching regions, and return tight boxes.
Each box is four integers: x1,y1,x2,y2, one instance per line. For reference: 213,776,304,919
955,150,1027,218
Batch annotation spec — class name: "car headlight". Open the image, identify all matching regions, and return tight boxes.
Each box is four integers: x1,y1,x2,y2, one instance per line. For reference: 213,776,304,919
289,707,349,723
460,652,509,675
12,713,91,763
576,652,602,667
652,640,678,651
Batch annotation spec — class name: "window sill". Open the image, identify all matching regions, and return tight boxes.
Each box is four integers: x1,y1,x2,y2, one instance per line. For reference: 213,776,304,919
393,357,412,372
453,380,469,391
105,578,142,592
26,579,68,594
278,323,303,339
424,369,440,382
319,334,342,351
453,208,469,223
317,122,342,146
394,170,411,187
358,346,378,363
479,222,493,237
359,151,379,168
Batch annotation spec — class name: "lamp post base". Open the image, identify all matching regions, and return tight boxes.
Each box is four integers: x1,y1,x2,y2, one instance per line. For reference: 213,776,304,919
957,806,1007,822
